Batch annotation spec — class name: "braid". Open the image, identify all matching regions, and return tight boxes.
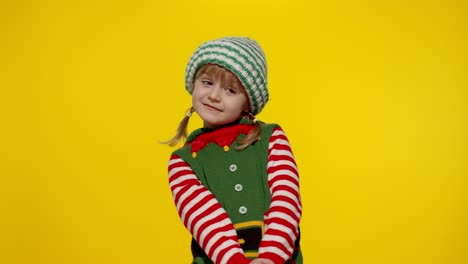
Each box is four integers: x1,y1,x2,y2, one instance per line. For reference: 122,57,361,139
236,112,262,150
161,107,194,147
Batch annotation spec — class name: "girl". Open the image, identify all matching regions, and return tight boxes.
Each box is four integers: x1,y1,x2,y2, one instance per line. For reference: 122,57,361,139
165,37,302,264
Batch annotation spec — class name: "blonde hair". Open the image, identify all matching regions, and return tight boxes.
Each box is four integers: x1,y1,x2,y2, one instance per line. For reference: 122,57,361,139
162,64,262,149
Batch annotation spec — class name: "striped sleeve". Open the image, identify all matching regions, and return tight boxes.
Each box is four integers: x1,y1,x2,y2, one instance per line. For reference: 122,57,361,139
258,126,302,264
168,154,251,264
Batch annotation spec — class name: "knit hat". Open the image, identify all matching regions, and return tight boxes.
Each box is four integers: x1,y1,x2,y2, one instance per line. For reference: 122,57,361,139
185,36,269,115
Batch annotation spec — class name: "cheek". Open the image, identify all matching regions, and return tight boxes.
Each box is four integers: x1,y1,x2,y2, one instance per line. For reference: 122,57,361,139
192,95,201,111
192,88,202,103
191,94,199,111
231,99,248,116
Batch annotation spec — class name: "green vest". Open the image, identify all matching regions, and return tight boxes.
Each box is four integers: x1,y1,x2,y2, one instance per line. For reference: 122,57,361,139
174,122,275,224
174,121,302,263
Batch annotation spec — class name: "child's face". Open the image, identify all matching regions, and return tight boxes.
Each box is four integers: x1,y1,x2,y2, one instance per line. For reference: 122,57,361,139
192,72,249,129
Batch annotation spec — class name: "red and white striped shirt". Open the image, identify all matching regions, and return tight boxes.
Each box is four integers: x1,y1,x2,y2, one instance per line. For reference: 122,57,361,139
168,126,301,264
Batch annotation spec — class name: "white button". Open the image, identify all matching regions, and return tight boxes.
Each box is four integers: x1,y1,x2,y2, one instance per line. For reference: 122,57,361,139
234,184,243,192
229,164,237,172
239,206,247,214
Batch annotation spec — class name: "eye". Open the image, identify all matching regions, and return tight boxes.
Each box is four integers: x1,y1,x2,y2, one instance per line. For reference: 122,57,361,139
201,79,213,86
224,87,237,94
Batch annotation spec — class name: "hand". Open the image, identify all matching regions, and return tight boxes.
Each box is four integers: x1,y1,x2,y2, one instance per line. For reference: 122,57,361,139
250,258,274,264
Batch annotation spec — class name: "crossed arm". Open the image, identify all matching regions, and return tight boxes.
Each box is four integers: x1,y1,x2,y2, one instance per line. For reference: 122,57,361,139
168,126,301,264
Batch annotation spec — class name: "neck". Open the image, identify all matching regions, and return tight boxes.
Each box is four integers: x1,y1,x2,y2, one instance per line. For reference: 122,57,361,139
203,119,242,130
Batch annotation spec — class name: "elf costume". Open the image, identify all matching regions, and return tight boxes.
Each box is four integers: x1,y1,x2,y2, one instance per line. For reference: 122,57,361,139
167,36,303,264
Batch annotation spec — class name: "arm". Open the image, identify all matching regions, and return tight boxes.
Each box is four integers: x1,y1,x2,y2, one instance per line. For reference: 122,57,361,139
257,127,302,264
168,154,251,264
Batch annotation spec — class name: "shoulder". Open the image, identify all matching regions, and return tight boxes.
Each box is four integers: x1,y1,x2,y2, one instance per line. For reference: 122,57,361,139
170,127,205,158
260,122,286,136
260,122,294,148
171,144,192,160
260,122,278,131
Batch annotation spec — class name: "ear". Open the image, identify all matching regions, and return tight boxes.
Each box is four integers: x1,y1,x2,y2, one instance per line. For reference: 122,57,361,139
242,98,250,112
243,104,250,113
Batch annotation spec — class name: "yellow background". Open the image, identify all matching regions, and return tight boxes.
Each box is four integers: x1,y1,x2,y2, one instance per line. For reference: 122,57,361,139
1,0,467,263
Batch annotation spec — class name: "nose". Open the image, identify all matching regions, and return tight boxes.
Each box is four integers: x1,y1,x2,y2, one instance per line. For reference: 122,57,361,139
208,85,221,102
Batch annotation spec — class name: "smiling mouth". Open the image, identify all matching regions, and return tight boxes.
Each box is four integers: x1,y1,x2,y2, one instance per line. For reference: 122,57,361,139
203,104,222,112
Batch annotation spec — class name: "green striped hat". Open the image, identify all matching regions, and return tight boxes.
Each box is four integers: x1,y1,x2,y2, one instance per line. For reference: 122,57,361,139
185,36,269,115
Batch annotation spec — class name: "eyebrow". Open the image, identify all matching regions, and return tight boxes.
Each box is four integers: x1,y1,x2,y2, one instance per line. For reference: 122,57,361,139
200,74,212,79
199,73,242,90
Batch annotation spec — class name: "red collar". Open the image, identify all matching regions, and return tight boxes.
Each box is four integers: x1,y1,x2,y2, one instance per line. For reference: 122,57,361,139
187,124,254,153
